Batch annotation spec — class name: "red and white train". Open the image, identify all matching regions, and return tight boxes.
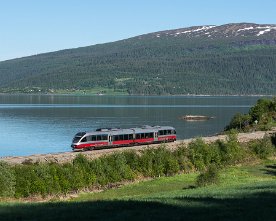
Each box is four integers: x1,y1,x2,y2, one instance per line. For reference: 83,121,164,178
71,125,176,151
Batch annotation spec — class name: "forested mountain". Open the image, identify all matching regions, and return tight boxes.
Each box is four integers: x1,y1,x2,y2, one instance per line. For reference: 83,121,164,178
0,23,276,95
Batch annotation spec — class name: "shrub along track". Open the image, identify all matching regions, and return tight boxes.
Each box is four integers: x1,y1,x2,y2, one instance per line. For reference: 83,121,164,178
1,129,275,165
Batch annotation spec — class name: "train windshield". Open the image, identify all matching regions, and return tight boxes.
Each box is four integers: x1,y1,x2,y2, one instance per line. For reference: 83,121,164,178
73,132,86,143
73,136,82,143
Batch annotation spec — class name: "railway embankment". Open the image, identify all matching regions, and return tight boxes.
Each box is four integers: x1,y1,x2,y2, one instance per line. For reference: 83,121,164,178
1,128,276,165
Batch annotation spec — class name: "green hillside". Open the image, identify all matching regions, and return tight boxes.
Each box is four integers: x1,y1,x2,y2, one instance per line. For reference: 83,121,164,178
0,23,276,95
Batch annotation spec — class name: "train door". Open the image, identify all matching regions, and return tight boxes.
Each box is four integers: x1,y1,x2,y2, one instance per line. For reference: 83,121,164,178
154,132,158,142
108,135,112,146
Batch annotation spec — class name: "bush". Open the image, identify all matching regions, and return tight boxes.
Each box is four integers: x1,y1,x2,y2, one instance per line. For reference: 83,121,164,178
90,158,109,185
164,156,179,176
225,113,251,131
33,163,60,197
0,162,15,197
103,153,135,182
138,148,155,177
225,97,276,132
14,165,40,197
249,98,274,122
151,147,171,177
249,136,275,159
196,164,220,187
73,154,96,186
122,150,140,172
14,159,95,197
173,145,195,173
218,132,247,165
206,142,223,167
188,138,214,171
73,154,90,167
138,146,179,177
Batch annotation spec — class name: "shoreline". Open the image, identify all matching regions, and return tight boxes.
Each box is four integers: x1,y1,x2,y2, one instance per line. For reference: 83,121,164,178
0,92,275,97
1,129,275,165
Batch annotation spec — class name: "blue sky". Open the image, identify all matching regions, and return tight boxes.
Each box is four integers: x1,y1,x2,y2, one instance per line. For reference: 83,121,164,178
0,0,276,61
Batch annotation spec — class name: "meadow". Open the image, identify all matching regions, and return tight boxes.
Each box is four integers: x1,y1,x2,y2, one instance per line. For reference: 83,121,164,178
0,160,275,221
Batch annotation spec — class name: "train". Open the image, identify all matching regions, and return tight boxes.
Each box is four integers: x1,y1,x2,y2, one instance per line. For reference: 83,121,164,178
71,125,176,151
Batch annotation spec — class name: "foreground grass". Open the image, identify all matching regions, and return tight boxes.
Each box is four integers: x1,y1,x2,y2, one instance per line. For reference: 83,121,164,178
75,160,276,202
0,160,275,221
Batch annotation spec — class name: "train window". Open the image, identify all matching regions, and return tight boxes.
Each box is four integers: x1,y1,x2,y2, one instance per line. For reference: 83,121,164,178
164,130,167,135
76,132,86,137
113,135,119,141
91,136,96,141
129,134,133,140
119,135,124,140
167,130,171,135
141,133,145,139
158,130,164,135
149,133,154,138
81,137,87,142
136,134,141,139
73,136,82,143
102,135,108,140
96,135,101,141
86,136,92,141
173,130,176,134
124,134,129,140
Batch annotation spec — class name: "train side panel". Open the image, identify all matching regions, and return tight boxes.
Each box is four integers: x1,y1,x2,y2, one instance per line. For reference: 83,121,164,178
74,141,109,150
72,126,176,151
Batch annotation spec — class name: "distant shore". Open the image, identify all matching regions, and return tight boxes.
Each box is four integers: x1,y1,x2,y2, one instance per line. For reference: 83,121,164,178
0,91,274,97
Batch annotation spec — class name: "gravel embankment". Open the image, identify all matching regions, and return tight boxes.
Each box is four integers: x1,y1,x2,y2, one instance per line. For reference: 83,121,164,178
1,129,275,165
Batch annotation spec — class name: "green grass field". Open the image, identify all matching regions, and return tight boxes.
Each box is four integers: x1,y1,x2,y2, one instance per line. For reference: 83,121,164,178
0,160,275,221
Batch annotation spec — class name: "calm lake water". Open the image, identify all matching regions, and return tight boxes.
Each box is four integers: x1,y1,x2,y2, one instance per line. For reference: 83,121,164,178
0,94,264,157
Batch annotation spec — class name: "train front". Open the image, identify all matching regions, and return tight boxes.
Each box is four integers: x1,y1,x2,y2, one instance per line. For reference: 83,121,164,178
71,132,86,151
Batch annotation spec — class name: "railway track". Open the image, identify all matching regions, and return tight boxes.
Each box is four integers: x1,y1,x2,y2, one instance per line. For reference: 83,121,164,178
1,129,275,165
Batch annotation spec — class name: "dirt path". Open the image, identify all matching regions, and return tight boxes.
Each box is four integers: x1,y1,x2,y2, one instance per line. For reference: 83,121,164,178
1,129,275,165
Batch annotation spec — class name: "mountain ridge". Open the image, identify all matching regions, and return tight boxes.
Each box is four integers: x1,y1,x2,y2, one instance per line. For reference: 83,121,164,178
138,23,276,40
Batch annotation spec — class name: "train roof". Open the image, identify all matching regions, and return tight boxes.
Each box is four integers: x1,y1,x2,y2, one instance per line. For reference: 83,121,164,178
131,127,158,133
83,128,134,136
110,129,135,135
75,126,175,137
154,126,175,130
83,131,110,136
